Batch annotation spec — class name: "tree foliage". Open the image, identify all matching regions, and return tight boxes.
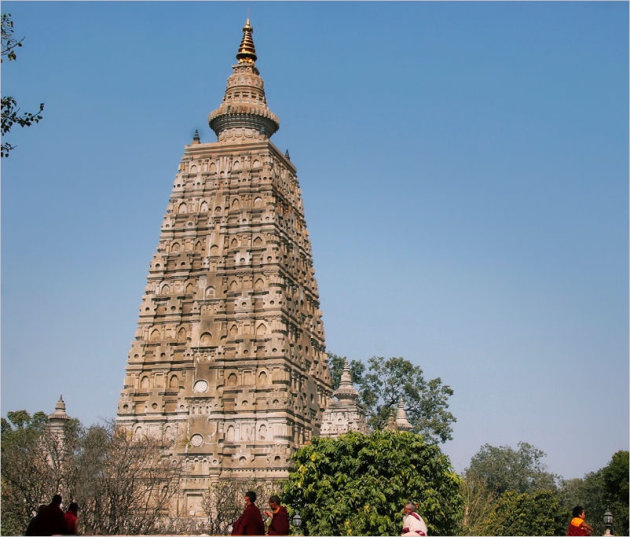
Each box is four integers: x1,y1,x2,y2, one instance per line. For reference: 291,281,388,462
561,450,629,536
477,490,566,536
1,13,22,60
601,450,629,534
1,411,181,535
1,13,44,157
71,423,182,535
458,472,496,535
328,353,455,444
465,442,558,496
283,430,463,536
459,442,563,535
461,443,629,536
1,410,76,535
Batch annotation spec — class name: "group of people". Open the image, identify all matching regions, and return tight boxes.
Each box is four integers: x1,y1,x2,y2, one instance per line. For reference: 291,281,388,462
23,492,597,537
232,491,290,535
25,495,79,536
231,492,428,536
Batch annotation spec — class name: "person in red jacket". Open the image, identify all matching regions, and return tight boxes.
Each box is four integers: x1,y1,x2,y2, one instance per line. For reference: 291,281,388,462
568,506,593,536
232,491,265,535
64,502,79,535
264,495,290,536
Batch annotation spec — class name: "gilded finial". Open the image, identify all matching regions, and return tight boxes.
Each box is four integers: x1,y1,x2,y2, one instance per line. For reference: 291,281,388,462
236,18,257,63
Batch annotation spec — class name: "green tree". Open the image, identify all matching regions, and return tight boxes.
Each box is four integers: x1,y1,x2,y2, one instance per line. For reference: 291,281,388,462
478,490,566,536
465,442,558,496
283,430,463,536
601,450,629,535
327,354,455,444
1,13,44,157
561,451,629,535
459,442,562,535
458,472,496,535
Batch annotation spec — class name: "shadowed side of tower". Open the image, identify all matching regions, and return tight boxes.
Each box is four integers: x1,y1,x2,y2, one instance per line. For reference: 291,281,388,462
116,20,332,518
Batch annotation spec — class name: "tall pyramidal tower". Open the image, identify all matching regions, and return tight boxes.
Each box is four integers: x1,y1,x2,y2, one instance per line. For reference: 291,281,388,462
117,20,332,514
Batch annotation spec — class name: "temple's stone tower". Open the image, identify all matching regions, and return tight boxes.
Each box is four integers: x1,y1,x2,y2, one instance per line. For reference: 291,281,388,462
117,20,332,516
320,360,369,437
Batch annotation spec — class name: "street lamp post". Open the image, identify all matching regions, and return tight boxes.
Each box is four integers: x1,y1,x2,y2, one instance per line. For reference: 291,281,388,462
292,513,302,534
603,511,613,535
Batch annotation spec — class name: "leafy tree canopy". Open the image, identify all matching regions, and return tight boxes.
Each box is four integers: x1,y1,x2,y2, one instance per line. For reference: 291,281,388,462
328,353,455,444
1,13,22,60
601,451,629,517
1,13,44,157
561,450,629,536
283,430,463,536
478,490,566,536
465,442,559,496
2,409,48,434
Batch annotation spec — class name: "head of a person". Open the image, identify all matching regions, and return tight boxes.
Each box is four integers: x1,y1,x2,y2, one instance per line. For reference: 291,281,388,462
68,502,79,514
572,506,585,519
269,495,281,509
245,491,257,505
403,502,416,515
51,495,62,507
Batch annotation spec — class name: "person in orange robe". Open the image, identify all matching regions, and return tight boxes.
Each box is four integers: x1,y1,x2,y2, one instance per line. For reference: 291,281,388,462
568,506,593,536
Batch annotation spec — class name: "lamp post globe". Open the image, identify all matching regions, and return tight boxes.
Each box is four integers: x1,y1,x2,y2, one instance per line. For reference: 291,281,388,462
292,513,302,528
603,510,613,533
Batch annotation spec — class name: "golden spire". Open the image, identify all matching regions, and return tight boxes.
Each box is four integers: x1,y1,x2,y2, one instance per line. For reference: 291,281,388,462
236,18,257,63
209,20,279,141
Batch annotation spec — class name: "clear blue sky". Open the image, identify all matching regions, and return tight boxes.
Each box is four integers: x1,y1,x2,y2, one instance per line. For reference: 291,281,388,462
2,1,628,481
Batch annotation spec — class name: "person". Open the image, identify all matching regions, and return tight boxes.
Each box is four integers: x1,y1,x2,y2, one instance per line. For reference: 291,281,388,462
232,490,265,535
25,505,46,535
401,502,428,536
64,502,79,535
30,494,67,536
568,506,593,536
264,495,290,535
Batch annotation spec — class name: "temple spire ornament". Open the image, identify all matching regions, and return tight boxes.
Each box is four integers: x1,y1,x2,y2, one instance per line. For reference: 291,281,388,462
236,19,257,63
320,360,368,437
395,398,413,431
209,19,279,142
46,395,71,447
335,359,360,400
50,395,70,421
384,399,413,432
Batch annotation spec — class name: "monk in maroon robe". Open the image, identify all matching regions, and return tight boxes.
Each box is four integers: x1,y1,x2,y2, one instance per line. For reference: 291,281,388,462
264,495,290,535
232,491,265,535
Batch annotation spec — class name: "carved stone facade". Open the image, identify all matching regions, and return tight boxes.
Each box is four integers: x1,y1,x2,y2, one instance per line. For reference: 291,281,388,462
116,20,332,517
320,360,369,437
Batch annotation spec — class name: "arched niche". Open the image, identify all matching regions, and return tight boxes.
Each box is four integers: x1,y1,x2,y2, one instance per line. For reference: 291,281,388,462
200,332,212,346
